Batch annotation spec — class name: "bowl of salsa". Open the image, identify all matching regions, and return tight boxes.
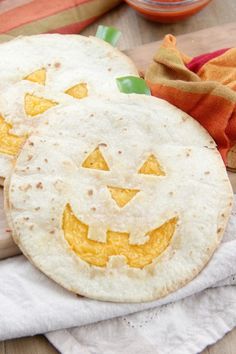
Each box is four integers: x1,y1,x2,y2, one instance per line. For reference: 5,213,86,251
124,0,213,22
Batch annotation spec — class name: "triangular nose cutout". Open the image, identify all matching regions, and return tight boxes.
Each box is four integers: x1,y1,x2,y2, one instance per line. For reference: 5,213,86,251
82,147,109,171
108,186,140,208
138,154,165,176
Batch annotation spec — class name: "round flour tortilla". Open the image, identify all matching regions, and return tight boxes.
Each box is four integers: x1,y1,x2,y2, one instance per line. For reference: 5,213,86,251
5,94,233,302
0,34,138,180
0,188,19,259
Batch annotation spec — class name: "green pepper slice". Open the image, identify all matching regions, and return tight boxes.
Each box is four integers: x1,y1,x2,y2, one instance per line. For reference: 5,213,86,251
116,76,151,95
96,25,121,46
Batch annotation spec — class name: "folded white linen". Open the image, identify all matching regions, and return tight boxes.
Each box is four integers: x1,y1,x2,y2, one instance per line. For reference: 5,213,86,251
1,197,236,354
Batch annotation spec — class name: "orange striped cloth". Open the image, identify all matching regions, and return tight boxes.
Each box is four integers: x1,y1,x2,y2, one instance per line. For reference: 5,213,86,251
0,0,122,42
145,35,236,163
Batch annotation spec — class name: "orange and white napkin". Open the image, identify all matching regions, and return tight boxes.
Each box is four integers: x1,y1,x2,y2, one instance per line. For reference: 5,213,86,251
0,0,122,42
146,35,236,163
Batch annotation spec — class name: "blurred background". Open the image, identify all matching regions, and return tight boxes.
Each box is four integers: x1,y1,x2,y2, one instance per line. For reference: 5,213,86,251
81,0,235,50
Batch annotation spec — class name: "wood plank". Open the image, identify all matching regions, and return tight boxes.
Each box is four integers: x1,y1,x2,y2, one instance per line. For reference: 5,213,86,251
5,336,58,354
0,342,5,354
2,327,236,354
228,172,236,192
82,0,236,51
203,328,236,354
126,22,236,72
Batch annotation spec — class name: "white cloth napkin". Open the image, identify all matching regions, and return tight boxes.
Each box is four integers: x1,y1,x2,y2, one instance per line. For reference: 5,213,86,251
47,283,236,354
0,197,236,354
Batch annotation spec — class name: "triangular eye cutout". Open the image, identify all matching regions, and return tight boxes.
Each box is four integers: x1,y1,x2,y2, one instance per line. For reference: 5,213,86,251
24,93,58,117
82,147,109,171
138,154,165,176
24,68,46,85
65,83,88,99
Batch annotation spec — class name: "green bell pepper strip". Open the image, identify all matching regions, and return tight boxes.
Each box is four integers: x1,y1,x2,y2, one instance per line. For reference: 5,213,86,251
96,25,121,46
116,76,151,95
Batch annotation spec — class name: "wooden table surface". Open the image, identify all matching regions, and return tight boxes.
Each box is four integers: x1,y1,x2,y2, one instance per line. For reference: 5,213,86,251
1,1,236,353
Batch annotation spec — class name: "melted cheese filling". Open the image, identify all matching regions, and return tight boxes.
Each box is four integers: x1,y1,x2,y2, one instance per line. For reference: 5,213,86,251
24,68,46,85
24,94,58,117
65,83,88,99
139,154,165,176
108,186,140,208
63,204,177,268
0,116,26,156
82,147,109,171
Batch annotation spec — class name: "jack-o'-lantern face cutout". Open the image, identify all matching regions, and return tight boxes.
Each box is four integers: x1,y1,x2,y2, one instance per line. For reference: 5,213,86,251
0,34,138,179
63,146,177,268
0,68,87,157
8,95,232,302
